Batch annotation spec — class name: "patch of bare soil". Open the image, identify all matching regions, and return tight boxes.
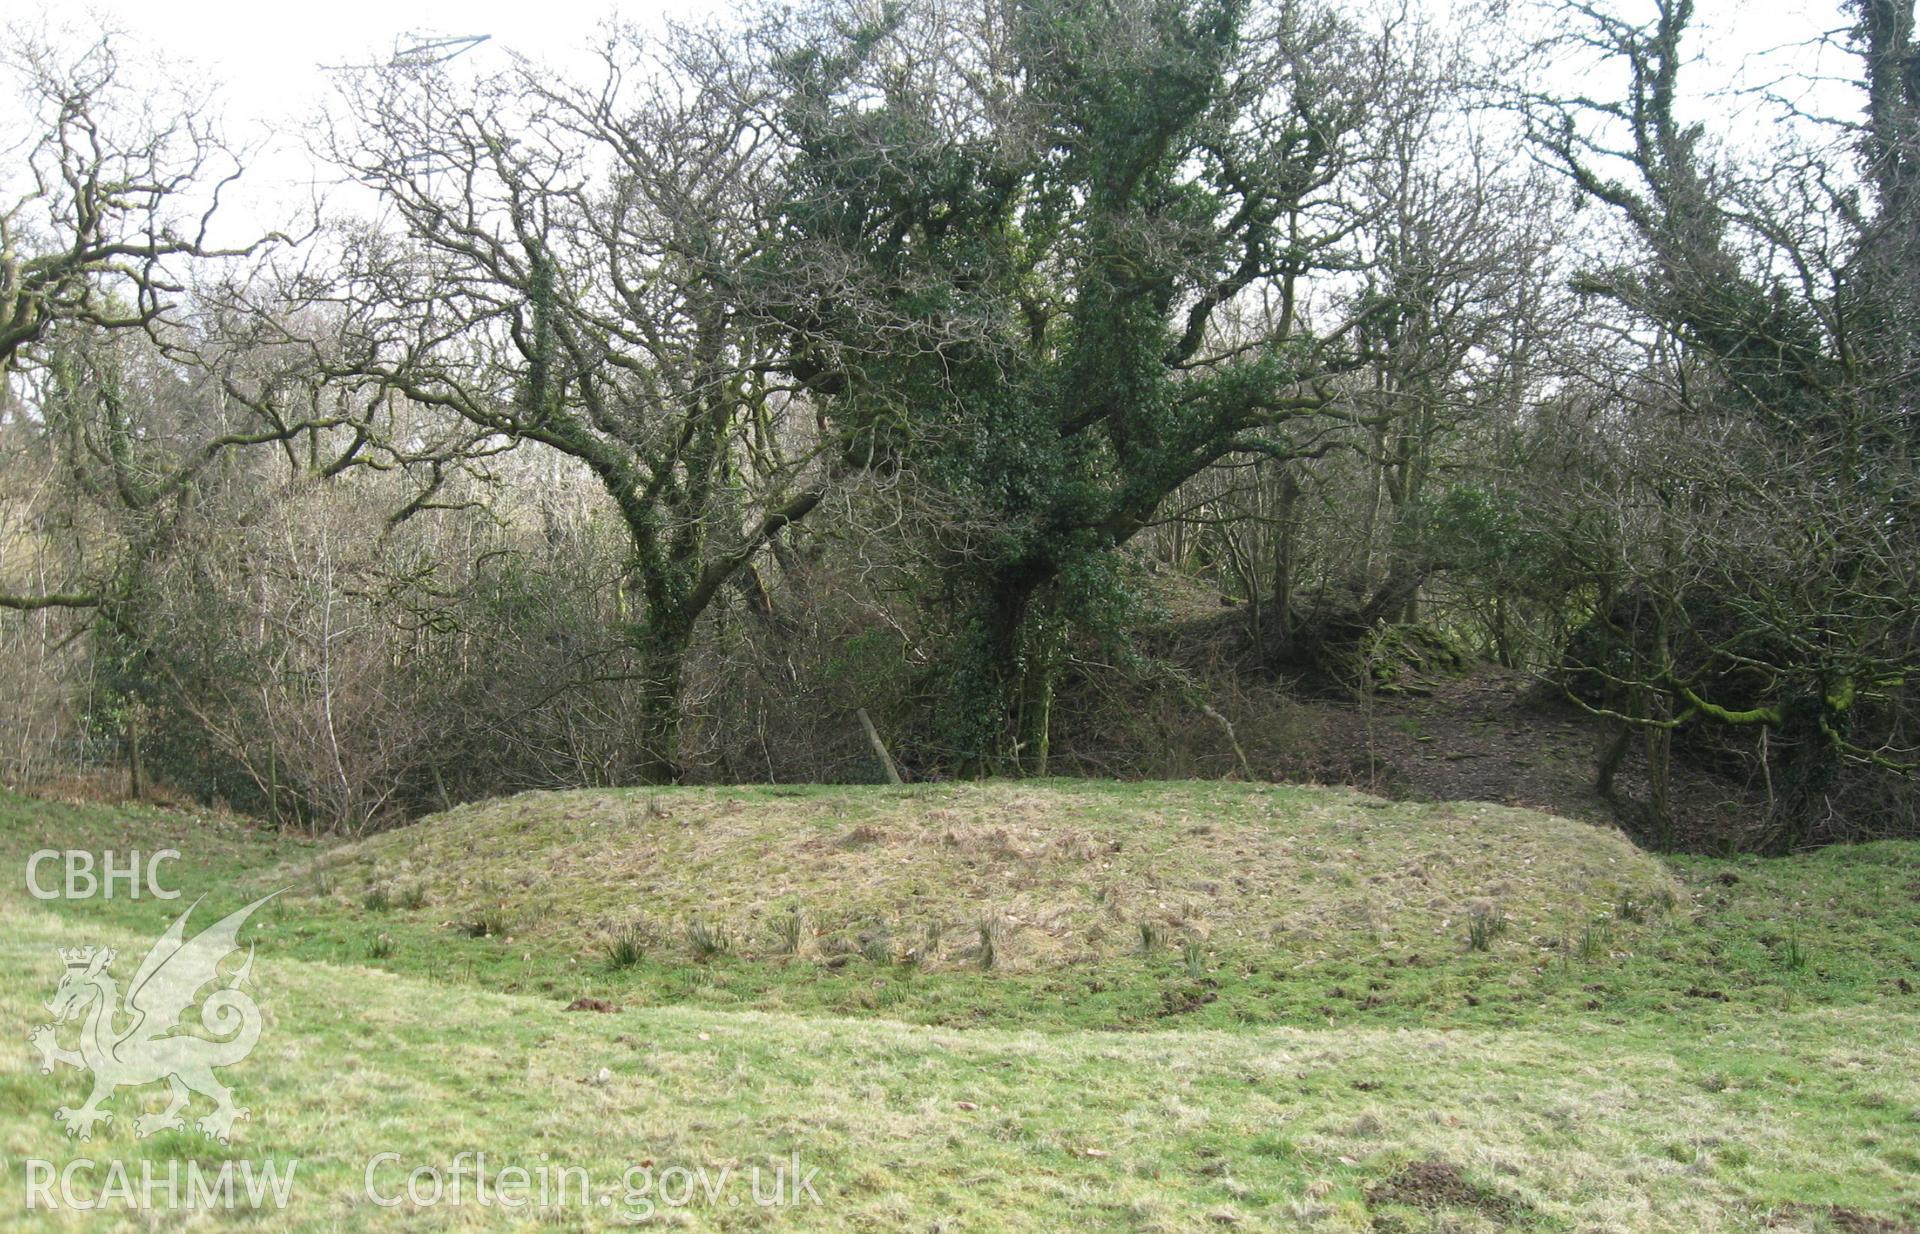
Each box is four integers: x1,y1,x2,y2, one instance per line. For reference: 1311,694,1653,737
1817,1207,1919,1234
1765,1205,1920,1234
1364,1158,1530,1223
1303,668,1763,845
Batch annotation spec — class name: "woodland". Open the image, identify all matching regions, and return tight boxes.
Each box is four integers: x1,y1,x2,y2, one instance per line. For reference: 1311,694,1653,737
2,0,1915,853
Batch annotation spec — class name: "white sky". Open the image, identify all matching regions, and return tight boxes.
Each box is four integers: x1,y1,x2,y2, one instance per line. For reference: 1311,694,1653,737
8,1,708,238
4,0,1866,244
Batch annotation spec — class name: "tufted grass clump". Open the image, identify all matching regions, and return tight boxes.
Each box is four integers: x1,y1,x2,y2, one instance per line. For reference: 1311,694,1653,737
773,908,804,957
462,906,515,939
605,924,648,970
686,917,731,960
974,916,999,970
1467,909,1508,952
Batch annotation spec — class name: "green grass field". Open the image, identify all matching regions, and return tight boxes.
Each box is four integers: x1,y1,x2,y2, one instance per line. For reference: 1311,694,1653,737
1,784,1916,1231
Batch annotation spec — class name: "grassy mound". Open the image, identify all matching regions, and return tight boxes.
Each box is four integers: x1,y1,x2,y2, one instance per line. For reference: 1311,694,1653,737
324,781,1677,972
2,789,1917,1232
8,785,1912,1036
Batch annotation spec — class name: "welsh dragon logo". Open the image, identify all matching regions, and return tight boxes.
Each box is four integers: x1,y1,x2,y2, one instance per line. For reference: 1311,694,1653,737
29,892,279,1143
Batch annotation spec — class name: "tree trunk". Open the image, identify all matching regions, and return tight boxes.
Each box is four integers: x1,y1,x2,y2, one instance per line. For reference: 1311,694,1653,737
633,623,690,786
1763,697,1843,854
1642,609,1675,848
856,708,903,784
1492,594,1513,669
1643,711,1674,848
860,710,902,786
1265,467,1301,664
126,709,144,802
1016,617,1061,777
1359,559,1426,628
952,567,1048,777
1595,720,1632,800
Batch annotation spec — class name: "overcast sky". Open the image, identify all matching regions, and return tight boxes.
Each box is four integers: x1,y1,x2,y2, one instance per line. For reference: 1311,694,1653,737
6,0,1864,242
9,1,704,238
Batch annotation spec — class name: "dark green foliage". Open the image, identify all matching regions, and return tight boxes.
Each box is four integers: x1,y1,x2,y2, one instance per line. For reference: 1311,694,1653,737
773,0,1368,772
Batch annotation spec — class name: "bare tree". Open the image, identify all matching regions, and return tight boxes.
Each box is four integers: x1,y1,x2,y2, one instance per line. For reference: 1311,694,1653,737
0,34,281,376
323,25,828,783
1529,0,1920,848
0,33,339,616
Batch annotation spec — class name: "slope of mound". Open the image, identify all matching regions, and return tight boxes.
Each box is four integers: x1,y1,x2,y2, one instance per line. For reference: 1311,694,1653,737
7,886,1915,1234
324,781,1678,972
